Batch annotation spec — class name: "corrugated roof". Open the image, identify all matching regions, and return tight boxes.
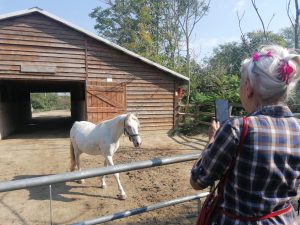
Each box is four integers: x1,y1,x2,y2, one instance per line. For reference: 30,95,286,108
0,7,189,82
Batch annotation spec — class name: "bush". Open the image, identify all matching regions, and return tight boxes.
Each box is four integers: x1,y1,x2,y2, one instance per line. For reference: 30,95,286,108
31,93,70,112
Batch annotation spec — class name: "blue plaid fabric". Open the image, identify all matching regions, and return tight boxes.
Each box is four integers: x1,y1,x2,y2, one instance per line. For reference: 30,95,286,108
191,105,300,224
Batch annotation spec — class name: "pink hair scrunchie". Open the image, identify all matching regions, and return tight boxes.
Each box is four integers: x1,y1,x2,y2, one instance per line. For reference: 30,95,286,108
278,61,293,84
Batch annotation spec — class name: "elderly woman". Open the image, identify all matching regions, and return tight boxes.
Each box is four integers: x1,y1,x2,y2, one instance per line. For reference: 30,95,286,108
190,45,300,224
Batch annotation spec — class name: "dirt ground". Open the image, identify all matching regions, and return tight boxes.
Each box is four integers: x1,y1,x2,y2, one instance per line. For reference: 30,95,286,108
0,110,209,225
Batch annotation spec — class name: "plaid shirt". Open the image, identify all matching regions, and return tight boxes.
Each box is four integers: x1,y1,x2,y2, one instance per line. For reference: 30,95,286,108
191,105,300,224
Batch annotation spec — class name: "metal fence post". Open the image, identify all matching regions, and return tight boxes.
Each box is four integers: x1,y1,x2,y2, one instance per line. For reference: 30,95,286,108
49,184,53,225
198,198,202,212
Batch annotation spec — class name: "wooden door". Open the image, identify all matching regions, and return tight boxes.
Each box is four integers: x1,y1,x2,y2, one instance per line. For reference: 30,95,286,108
86,81,126,123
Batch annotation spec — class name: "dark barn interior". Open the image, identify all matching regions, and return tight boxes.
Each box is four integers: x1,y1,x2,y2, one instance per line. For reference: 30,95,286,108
0,79,85,138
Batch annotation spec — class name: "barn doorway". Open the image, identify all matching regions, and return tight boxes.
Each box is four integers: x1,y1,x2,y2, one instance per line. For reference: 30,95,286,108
0,80,85,139
24,92,72,138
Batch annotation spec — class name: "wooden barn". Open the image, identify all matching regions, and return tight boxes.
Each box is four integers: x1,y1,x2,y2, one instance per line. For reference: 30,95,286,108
0,8,189,139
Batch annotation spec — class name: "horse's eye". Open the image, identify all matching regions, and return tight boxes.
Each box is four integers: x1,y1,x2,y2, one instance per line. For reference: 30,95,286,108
127,125,131,129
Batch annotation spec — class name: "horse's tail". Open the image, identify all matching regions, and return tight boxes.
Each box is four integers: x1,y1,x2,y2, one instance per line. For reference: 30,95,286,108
70,140,76,172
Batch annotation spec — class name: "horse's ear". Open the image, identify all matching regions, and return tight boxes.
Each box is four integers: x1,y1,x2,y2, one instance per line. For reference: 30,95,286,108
134,112,139,118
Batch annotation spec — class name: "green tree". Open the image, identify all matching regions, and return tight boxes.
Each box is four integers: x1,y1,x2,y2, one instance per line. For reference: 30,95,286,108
287,0,300,49
90,0,211,75
244,31,287,52
173,0,211,106
208,42,244,76
31,93,70,111
280,26,300,49
90,0,168,64
90,1,137,45
190,31,287,105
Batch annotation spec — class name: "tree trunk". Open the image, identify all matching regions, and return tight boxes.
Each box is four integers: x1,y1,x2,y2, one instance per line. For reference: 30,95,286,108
184,1,191,113
295,0,299,49
185,33,191,111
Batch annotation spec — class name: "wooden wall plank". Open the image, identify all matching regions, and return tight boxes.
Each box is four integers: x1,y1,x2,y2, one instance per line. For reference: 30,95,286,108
0,74,85,81
0,23,84,40
0,44,85,55
0,60,86,68
0,50,85,60
0,31,85,45
0,55,85,64
0,71,86,78
0,28,85,42
0,38,84,49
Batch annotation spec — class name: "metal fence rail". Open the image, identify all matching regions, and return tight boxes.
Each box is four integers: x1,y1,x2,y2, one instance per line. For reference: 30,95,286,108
0,152,200,193
71,192,210,225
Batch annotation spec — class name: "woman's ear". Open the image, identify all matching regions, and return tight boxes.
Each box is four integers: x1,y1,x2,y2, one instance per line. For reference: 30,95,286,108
291,55,300,78
291,55,300,65
245,78,254,99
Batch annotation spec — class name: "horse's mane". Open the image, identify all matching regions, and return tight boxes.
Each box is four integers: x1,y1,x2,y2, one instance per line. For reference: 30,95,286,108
126,113,139,125
96,121,104,126
95,113,138,126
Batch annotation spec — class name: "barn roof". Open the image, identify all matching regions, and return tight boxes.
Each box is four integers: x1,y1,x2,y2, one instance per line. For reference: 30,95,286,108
0,7,189,82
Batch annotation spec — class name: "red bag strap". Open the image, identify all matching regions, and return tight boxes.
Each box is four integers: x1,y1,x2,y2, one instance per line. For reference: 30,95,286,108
210,116,249,194
220,204,292,221
228,116,249,173
238,116,249,155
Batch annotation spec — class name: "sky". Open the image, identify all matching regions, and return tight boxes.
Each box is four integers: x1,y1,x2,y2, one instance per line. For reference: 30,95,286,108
0,0,294,61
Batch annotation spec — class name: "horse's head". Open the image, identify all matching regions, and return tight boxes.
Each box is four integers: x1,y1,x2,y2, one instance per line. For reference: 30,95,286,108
124,113,141,147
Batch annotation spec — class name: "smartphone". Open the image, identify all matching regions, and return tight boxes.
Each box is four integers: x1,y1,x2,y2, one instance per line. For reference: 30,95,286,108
215,99,229,124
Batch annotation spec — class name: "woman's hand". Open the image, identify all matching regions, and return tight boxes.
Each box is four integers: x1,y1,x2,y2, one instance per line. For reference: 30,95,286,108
208,120,220,141
190,177,207,190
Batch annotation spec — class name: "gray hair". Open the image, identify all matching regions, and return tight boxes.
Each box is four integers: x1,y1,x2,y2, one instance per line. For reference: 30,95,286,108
241,45,300,104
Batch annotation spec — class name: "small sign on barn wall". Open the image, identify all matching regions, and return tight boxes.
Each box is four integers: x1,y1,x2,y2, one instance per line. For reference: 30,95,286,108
107,74,113,82
20,65,57,73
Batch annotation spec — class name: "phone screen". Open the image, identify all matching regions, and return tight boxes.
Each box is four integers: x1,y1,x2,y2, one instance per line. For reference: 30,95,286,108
215,99,229,124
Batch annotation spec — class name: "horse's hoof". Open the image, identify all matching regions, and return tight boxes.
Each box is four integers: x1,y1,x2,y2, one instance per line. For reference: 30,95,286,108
100,184,107,189
76,179,85,184
117,194,127,200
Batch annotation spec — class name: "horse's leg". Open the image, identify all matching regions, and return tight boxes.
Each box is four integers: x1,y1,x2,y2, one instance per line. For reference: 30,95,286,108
73,143,85,184
70,140,76,172
100,158,107,188
105,155,126,200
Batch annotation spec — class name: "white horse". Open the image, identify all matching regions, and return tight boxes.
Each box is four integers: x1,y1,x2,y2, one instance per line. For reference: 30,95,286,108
69,113,141,200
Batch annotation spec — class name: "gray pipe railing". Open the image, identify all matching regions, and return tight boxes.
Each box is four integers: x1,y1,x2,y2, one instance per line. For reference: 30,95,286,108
0,152,201,193
70,192,210,225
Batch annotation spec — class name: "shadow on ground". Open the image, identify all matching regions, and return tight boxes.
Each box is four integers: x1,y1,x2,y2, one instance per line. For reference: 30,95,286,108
7,116,73,139
169,134,207,150
12,175,119,202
